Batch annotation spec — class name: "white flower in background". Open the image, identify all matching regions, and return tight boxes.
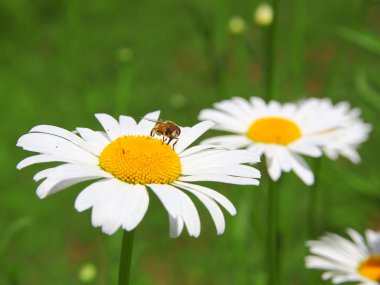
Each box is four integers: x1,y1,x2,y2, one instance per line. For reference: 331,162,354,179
254,3,273,27
298,98,371,164
199,96,369,185
306,229,380,284
17,111,260,237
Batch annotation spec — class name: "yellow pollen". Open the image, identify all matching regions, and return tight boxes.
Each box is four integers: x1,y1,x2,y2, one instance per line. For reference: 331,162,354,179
358,255,380,282
246,117,301,145
99,136,181,185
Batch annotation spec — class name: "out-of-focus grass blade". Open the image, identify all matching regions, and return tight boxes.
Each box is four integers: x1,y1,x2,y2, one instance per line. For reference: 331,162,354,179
0,217,32,253
354,71,380,110
338,27,380,55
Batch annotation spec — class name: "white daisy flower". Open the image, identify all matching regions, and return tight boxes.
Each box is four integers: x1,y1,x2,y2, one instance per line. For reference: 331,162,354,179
199,97,371,186
17,111,260,237
199,96,337,185
306,229,380,285
298,98,371,164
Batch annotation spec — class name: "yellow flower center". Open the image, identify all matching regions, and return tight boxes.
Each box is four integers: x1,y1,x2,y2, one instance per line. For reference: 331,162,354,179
358,255,380,282
99,136,181,185
246,117,301,145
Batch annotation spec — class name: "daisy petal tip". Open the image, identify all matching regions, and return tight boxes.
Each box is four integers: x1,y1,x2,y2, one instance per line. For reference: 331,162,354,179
16,162,24,170
36,190,47,200
101,226,118,236
74,199,88,212
196,120,215,131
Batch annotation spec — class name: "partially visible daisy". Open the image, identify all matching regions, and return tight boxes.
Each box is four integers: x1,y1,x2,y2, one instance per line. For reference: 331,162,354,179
199,96,371,185
298,98,371,164
17,111,260,237
306,229,380,284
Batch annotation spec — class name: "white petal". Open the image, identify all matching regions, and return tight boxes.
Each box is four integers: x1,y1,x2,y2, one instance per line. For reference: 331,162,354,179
33,163,110,181
17,133,98,166
181,187,226,235
149,184,181,218
289,153,314,185
347,228,369,255
31,125,100,155
35,164,112,198
119,115,138,135
169,216,184,238
214,99,253,123
266,156,282,181
276,148,293,172
366,230,380,254
181,149,260,169
75,179,110,211
95,113,123,140
289,141,322,157
174,121,215,153
77,179,149,235
179,174,259,185
179,145,225,157
137,111,160,135
76,127,110,153
200,135,252,149
182,165,261,179
37,176,97,199
149,184,200,237
17,154,76,170
198,109,246,133
173,181,236,215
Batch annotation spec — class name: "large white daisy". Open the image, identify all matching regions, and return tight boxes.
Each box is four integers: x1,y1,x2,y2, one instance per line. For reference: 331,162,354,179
306,229,380,284
17,111,260,237
298,98,371,164
199,96,370,185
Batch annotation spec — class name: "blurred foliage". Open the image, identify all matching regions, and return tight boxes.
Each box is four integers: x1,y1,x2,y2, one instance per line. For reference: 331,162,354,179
1,0,380,284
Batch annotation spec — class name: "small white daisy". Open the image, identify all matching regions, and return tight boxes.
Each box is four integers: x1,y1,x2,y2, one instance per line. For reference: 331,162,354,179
198,97,370,186
298,98,371,164
306,229,380,284
17,111,261,237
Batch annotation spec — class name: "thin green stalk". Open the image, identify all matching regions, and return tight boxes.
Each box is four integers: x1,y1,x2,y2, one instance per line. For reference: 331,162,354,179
267,179,280,285
264,0,280,101
263,0,281,284
291,0,306,97
308,158,321,238
115,59,134,115
118,230,135,285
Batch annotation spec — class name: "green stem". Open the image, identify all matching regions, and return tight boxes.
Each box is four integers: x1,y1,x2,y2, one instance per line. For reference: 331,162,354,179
118,230,135,285
308,159,321,238
264,0,280,101
267,179,279,285
291,0,307,97
115,62,134,115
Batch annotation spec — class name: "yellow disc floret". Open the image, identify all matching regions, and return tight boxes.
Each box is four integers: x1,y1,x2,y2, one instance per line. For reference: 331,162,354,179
99,136,181,185
247,117,301,145
358,255,380,282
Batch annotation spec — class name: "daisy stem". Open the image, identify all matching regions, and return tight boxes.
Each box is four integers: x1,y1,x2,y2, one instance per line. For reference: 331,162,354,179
264,0,279,101
308,158,321,238
267,179,280,285
118,230,135,285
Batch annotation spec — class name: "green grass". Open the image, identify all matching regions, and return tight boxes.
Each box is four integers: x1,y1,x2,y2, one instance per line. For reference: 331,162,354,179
1,0,380,284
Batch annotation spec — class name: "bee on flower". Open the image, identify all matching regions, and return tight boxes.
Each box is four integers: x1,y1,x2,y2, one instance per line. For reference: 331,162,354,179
17,111,261,237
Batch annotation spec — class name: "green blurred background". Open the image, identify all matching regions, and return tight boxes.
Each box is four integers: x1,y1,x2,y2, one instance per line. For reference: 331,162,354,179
1,0,380,284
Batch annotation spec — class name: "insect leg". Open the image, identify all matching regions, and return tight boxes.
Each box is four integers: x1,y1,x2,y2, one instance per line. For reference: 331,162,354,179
172,138,179,148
